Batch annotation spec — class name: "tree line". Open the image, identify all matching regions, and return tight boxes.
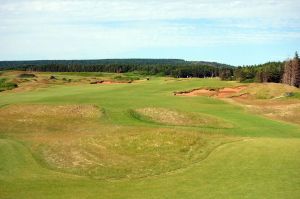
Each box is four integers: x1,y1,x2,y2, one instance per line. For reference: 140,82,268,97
0,59,233,78
232,62,284,83
232,52,300,87
1,55,299,87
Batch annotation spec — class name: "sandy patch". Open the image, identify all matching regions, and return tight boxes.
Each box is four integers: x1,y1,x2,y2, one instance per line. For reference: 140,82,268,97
217,86,248,98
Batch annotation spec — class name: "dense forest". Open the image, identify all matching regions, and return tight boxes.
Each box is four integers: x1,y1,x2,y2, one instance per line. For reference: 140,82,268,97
233,52,300,87
0,59,233,78
282,52,300,87
232,62,284,83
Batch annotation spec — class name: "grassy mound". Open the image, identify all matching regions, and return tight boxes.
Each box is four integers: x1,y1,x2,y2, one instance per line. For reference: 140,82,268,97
1,104,100,118
0,104,101,125
0,104,103,137
132,107,233,128
36,131,230,180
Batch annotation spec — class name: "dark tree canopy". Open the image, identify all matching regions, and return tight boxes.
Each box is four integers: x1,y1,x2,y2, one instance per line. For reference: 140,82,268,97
233,62,284,83
0,59,233,78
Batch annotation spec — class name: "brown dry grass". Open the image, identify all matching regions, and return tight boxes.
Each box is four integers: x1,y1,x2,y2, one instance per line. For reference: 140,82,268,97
236,83,299,99
2,104,100,118
0,104,103,144
237,100,300,125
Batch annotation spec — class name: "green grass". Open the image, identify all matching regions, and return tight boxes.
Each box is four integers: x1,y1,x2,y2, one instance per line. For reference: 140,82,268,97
131,107,233,128
0,78,17,92
0,74,300,198
290,92,300,99
1,138,299,199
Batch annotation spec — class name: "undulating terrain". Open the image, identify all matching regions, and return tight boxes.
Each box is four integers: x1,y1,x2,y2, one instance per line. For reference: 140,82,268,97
0,71,300,199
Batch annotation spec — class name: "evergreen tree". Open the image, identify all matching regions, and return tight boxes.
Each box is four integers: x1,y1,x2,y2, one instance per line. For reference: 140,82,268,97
283,52,300,87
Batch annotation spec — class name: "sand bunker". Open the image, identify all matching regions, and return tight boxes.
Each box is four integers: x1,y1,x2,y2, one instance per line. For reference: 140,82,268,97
175,89,217,97
175,86,247,98
217,86,248,98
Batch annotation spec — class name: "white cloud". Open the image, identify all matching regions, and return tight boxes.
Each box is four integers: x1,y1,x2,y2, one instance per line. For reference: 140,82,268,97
0,0,299,60
1,0,300,22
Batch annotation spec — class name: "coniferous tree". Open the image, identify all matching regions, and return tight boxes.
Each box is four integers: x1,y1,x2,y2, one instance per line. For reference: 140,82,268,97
283,52,300,87
293,52,300,87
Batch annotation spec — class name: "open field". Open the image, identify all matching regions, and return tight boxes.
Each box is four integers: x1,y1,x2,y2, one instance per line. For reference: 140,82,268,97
0,71,300,198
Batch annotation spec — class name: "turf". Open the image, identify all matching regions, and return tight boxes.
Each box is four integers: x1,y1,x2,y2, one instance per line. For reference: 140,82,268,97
0,73,300,198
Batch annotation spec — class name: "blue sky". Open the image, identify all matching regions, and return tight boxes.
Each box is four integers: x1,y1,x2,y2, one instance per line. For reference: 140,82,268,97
0,0,299,65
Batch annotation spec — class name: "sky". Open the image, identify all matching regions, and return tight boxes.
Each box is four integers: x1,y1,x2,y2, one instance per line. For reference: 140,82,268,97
0,0,300,65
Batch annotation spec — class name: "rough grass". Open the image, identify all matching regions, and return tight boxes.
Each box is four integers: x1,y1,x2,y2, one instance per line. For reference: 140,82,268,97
0,104,103,169
0,70,146,93
227,83,300,125
0,104,101,118
243,102,300,125
240,83,300,99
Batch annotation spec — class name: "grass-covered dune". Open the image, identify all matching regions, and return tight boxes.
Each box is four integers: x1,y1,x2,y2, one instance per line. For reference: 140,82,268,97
0,71,299,198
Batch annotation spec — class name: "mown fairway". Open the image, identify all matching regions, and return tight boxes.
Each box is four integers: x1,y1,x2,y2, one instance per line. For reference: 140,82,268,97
0,72,300,199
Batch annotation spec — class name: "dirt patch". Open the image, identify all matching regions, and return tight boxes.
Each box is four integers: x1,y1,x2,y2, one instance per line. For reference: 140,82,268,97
175,86,247,98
